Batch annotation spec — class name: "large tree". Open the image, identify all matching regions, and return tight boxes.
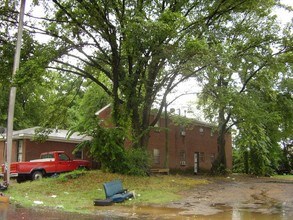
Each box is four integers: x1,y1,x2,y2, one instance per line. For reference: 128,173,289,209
0,0,17,128
197,2,293,174
0,0,44,129
1,0,97,129
18,0,283,151
0,5,85,130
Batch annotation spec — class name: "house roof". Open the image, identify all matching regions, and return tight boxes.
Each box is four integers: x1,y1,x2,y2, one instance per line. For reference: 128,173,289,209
0,127,92,143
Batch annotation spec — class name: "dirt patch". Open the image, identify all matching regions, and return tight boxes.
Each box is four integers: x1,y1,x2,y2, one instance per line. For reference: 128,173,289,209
167,175,293,216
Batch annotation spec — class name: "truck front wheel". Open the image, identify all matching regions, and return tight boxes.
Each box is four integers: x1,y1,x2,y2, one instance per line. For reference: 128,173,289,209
32,171,43,180
17,175,27,183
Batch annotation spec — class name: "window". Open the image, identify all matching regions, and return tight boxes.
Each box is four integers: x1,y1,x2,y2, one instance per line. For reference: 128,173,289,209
58,153,69,161
199,152,205,162
180,126,186,136
180,150,186,161
180,150,186,166
153,149,160,164
41,153,54,159
74,150,83,159
17,140,23,162
199,127,204,135
210,153,215,163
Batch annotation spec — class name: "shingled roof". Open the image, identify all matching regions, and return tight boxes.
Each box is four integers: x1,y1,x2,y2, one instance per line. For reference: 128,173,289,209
0,127,91,143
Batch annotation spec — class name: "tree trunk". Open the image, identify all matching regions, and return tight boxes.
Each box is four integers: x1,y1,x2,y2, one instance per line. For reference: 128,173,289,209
244,150,249,174
164,103,169,168
211,108,228,174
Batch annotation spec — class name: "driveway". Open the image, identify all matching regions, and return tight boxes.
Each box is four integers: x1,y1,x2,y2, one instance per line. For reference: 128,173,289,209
168,175,293,216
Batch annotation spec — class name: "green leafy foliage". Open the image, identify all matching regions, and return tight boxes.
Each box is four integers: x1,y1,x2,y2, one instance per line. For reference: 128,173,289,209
68,82,111,129
32,127,53,143
195,0,292,175
124,148,152,176
75,125,151,176
58,169,87,182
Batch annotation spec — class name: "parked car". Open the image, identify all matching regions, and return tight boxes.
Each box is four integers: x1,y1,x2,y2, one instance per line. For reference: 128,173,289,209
1,151,90,182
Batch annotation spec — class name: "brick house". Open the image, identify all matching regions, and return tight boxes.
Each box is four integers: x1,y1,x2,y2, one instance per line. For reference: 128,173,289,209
0,127,97,168
96,105,233,173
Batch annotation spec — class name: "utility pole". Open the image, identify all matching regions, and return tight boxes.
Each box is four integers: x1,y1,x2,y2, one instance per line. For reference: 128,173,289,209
5,0,26,184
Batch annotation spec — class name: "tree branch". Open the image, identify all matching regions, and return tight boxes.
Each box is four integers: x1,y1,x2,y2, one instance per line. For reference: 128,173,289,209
239,61,268,94
49,64,112,96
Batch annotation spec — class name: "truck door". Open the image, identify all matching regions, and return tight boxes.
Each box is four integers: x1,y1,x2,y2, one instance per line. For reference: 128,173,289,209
56,153,73,172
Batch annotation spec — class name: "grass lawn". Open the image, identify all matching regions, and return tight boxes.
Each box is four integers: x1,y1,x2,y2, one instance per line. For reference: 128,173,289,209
5,170,208,214
271,174,293,181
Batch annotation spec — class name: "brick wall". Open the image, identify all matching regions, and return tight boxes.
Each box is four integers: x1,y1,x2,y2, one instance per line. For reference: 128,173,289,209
148,117,232,172
96,105,233,172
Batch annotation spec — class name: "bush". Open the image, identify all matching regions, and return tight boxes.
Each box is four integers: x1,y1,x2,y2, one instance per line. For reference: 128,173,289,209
75,126,151,176
123,148,152,176
58,170,86,182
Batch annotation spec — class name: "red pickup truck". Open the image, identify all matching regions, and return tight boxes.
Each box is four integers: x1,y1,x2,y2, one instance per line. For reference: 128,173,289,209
1,151,90,183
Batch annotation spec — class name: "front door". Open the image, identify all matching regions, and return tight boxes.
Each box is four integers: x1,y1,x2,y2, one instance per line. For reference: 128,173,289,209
194,152,199,174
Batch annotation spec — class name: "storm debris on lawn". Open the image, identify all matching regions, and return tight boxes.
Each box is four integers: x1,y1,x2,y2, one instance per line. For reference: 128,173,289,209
33,200,44,205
